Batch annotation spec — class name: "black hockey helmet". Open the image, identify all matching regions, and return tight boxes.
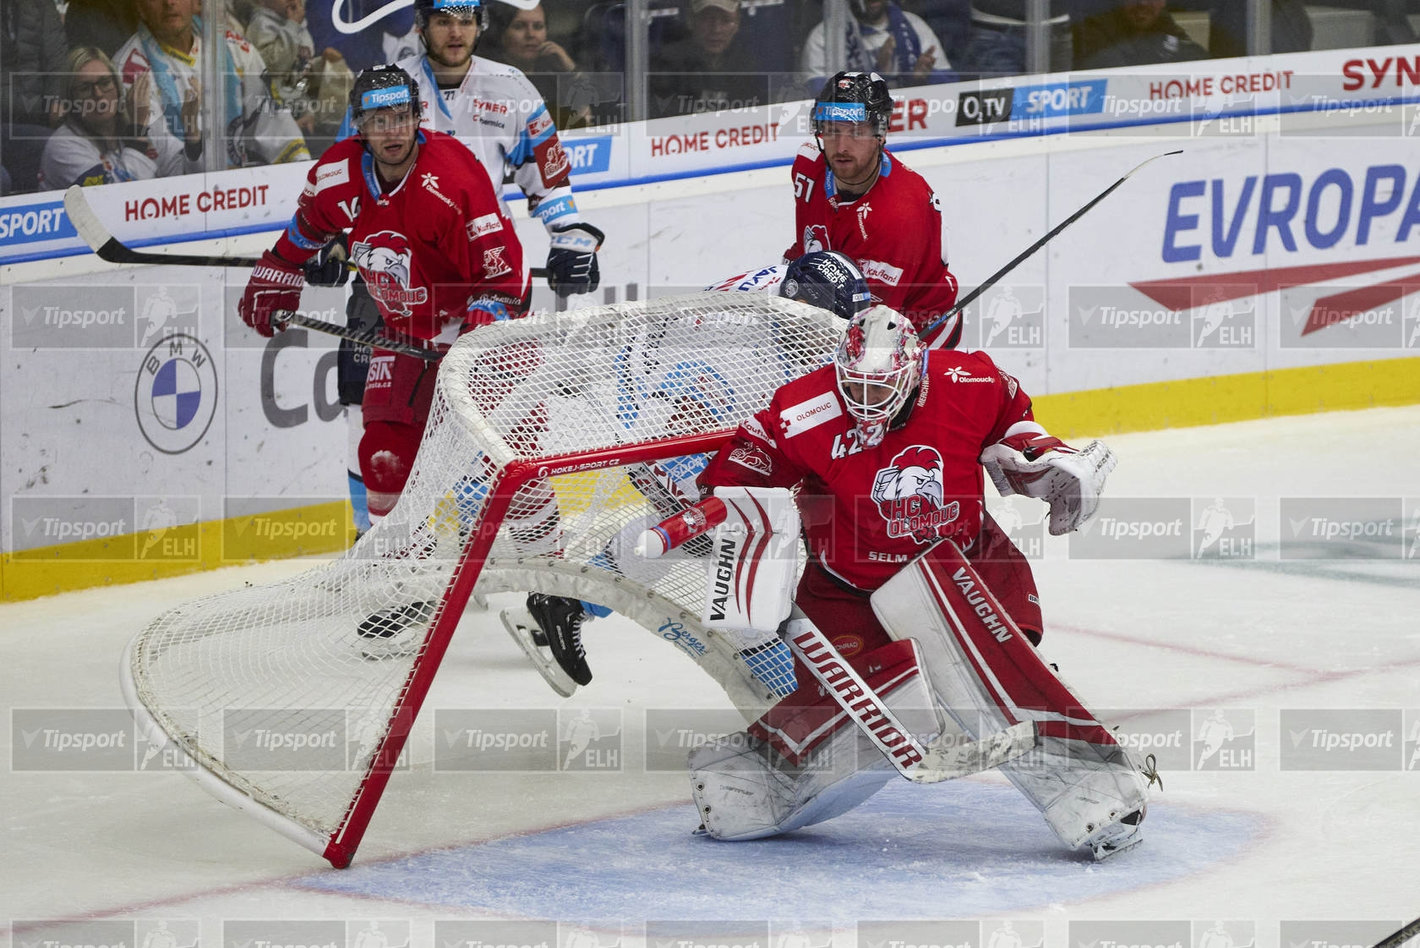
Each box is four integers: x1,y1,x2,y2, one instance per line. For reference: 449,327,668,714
413,0,489,31
813,71,894,138
780,251,872,321
349,65,421,128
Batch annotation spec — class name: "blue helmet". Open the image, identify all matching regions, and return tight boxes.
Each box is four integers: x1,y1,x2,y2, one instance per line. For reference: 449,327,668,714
780,251,872,321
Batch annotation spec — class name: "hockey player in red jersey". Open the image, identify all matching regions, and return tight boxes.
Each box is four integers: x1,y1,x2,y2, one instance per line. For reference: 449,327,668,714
784,71,961,348
238,65,529,522
689,304,1155,859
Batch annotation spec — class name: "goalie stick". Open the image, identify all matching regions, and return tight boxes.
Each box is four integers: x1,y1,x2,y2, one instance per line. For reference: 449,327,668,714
62,185,548,274
922,150,1183,347
640,500,1037,783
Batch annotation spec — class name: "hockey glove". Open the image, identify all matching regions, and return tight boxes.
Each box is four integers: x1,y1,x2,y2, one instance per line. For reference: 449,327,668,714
546,222,605,296
303,234,350,288
980,434,1117,536
239,250,306,337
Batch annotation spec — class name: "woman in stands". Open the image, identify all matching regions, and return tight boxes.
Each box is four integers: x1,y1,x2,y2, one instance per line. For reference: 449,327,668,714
39,47,157,189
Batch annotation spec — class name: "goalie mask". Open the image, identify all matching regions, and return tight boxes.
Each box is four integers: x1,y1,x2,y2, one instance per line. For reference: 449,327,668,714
781,251,872,321
835,305,922,447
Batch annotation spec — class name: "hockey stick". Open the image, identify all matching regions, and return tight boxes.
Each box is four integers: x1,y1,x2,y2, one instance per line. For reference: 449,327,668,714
639,500,1037,783
273,311,442,362
1373,916,1420,948
63,185,549,275
922,149,1183,347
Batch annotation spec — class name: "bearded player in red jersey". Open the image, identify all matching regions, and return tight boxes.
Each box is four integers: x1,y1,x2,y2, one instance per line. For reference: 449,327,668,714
687,305,1157,859
785,71,962,348
238,65,529,525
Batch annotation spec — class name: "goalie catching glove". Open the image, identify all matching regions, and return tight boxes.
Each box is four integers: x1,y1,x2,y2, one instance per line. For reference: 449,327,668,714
980,431,1117,535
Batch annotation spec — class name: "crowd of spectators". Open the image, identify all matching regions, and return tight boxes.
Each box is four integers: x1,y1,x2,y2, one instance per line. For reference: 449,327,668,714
4,0,1418,194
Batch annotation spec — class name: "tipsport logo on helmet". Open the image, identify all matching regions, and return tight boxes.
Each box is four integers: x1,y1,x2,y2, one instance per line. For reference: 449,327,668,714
871,445,960,544
360,86,412,111
815,103,868,123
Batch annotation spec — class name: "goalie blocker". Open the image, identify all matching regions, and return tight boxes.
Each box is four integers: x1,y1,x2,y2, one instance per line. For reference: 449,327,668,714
690,538,1152,859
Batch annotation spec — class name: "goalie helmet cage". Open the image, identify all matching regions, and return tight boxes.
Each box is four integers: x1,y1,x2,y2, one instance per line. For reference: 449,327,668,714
120,292,843,868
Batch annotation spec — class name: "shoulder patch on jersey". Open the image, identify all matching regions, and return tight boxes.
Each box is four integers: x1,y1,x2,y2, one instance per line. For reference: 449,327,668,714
779,391,842,438
314,160,349,193
859,259,903,287
467,212,503,240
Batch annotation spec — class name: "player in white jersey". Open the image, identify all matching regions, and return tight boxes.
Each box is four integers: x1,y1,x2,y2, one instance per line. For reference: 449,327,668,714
391,0,604,295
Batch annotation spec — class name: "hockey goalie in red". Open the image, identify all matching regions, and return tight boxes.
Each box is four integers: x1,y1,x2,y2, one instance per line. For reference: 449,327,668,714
238,65,529,521
784,71,961,348
690,304,1159,860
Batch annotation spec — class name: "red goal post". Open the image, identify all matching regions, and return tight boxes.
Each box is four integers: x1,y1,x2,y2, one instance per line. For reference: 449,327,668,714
122,292,844,867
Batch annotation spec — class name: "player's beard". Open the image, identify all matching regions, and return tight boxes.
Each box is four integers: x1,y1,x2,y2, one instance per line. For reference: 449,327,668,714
426,29,476,71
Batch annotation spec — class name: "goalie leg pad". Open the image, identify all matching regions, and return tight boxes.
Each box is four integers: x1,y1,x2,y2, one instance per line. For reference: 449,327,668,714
870,541,1149,852
689,640,940,840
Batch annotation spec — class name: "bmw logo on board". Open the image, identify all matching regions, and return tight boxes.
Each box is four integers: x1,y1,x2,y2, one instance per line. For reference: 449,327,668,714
135,333,218,454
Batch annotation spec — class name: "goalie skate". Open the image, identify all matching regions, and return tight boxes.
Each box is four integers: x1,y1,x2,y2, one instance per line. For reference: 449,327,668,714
501,604,580,697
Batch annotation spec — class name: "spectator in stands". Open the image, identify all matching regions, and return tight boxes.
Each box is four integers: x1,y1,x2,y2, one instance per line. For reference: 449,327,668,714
800,0,952,94
1208,0,1312,58
246,0,355,148
486,0,598,128
650,0,768,117
66,0,140,58
961,0,1072,76
114,0,310,174
2,0,69,192
1072,0,1207,69
39,46,158,188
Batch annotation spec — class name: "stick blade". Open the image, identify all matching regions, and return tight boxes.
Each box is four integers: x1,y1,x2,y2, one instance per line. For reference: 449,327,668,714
904,720,1037,784
63,185,116,256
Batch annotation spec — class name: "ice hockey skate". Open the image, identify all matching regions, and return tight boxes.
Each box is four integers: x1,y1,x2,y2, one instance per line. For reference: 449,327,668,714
501,593,592,696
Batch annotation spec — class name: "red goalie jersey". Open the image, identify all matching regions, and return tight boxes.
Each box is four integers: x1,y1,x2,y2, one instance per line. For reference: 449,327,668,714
275,129,529,339
783,142,960,348
700,347,1034,591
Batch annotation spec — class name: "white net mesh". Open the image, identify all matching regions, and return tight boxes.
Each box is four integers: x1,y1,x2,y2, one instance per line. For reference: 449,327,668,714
124,292,843,856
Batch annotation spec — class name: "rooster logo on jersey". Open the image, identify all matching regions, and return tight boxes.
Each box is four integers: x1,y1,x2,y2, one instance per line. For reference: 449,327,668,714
352,230,428,317
871,445,960,543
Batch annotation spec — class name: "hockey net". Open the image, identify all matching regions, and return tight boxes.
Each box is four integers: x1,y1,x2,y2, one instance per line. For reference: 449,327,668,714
122,292,843,867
